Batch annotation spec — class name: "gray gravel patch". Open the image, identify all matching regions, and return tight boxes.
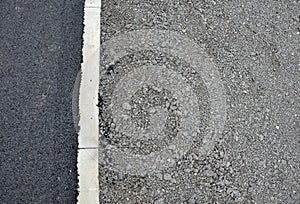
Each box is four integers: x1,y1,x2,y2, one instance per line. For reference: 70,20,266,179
99,0,299,203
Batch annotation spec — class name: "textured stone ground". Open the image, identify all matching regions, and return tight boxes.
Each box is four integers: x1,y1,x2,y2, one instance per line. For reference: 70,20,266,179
99,0,299,203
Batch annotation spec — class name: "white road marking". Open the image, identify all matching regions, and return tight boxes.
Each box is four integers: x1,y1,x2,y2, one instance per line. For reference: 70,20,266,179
77,0,100,203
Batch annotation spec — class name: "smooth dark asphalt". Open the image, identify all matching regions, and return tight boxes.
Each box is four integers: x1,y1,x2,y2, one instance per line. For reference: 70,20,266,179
1,1,84,203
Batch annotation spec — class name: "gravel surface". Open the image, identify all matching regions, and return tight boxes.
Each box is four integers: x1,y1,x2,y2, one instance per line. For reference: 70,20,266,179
99,0,299,203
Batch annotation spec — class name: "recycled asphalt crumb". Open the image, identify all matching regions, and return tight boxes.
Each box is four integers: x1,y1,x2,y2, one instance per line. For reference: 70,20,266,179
99,0,299,203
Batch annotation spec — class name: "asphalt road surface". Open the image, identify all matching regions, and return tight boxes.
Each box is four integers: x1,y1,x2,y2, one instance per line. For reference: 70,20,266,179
99,0,299,203
1,1,84,203
1,0,299,204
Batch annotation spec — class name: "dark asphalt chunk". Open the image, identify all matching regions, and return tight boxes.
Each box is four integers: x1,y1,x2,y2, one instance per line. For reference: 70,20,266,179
99,0,299,203
0,1,84,203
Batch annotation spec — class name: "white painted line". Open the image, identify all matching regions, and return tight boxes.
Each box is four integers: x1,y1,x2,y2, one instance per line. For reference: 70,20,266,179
85,0,101,8
79,7,100,148
77,149,99,203
77,0,100,203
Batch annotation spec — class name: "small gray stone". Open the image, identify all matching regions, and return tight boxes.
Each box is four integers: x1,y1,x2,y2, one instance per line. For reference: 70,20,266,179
122,102,132,110
163,173,172,180
154,198,165,204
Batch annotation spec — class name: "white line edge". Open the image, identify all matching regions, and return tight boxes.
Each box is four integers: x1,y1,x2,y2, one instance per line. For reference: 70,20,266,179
77,0,101,203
